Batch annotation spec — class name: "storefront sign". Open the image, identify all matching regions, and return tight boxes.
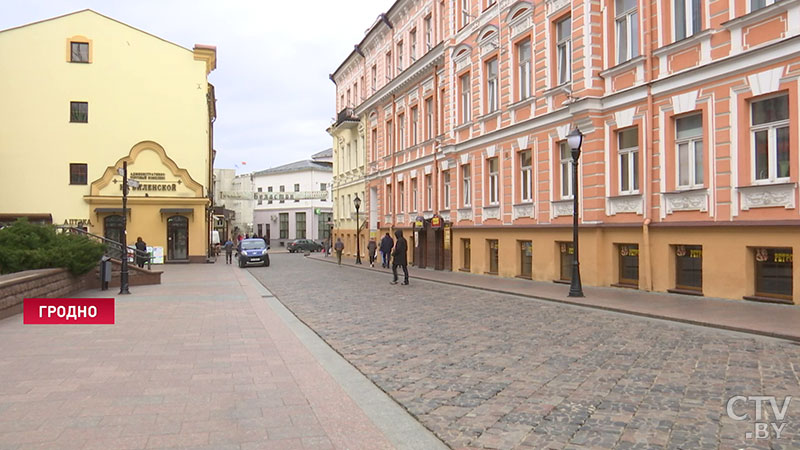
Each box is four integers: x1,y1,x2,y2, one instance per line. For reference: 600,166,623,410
63,218,93,227
130,172,166,180
443,225,451,250
431,216,441,228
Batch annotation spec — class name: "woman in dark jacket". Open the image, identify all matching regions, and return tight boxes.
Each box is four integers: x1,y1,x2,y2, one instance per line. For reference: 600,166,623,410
391,230,409,285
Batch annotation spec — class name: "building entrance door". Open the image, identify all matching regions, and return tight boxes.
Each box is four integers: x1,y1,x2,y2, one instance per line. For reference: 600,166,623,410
167,215,189,261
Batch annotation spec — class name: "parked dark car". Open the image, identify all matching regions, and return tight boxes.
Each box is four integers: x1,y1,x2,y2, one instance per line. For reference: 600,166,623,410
287,239,324,253
238,238,270,267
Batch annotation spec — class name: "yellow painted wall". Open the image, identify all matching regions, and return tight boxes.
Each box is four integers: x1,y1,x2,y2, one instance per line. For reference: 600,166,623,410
331,117,366,256
0,10,211,228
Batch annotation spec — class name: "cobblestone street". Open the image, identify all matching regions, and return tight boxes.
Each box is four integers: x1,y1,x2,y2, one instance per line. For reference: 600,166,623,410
251,254,800,450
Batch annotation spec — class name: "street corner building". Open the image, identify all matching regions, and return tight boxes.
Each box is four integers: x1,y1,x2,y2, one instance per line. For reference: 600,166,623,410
0,9,217,263
331,0,800,305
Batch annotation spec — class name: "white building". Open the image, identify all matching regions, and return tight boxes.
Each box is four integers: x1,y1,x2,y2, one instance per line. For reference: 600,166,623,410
252,150,333,248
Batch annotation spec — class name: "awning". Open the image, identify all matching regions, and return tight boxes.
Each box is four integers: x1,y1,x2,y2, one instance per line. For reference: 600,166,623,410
160,208,194,215
0,213,53,224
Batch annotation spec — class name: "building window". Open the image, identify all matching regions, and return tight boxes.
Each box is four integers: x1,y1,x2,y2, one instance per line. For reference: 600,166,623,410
360,76,365,99
675,245,702,292
675,0,701,41
70,101,88,123
517,39,531,101
320,183,327,202
386,120,393,153
279,213,289,239
618,244,640,286
556,16,571,85
69,163,87,185
386,184,393,212
462,238,471,270
615,0,639,64
460,73,471,123
486,0,497,8
751,94,789,182
425,98,433,140
268,186,273,204
371,128,378,161
294,183,300,202
425,174,432,210
488,239,499,274
618,127,639,194
398,113,405,150
397,41,404,72
386,51,392,80
676,113,704,188
70,42,89,63
751,0,782,12
560,141,574,199
411,106,418,146
279,185,285,203
424,15,433,51
443,170,451,210
520,150,532,202
412,179,418,212
462,164,471,206
488,157,499,205
296,212,306,239
461,0,471,28
410,29,417,62
559,241,574,281
371,65,378,92
754,247,793,300
257,187,263,205
520,241,532,278
398,181,405,213
486,58,498,113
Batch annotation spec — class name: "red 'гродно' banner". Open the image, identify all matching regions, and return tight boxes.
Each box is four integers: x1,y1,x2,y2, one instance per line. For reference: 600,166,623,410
23,298,115,324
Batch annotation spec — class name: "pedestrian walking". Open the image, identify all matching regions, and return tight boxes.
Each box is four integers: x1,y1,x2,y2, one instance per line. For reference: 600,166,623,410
334,238,344,265
135,237,147,268
391,230,409,285
223,238,234,264
367,238,377,267
379,232,394,268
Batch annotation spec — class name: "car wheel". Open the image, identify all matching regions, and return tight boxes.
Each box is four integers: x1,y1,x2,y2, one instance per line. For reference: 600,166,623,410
264,254,270,267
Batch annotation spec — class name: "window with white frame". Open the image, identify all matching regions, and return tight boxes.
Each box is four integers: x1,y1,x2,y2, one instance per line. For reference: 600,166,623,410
486,58,499,113
556,16,572,85
616,0,639,64
425,174,432,210
618,127,640,193
560,141,574,199
488,157,499,204
462,0,471,27
520,150,532,202
751,0,782,12
386,120,393,153
371,65,377,92
398,181,405,213
517,39,531,101
386,184,393,212
751,94,790,182
371,128,378,161
412,179,418,211
460,73,472,123
676,113,704,188
411,106,418,146
425,15,433,51
462,164,471,206
425,98,433,140
443,171,451,209
675,0,701,41
410,29,417,62
398,114,405,150
385,52,392,80
397,41,404,72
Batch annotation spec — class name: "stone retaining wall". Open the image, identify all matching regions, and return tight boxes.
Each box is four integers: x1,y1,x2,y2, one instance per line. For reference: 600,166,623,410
0,269,93,320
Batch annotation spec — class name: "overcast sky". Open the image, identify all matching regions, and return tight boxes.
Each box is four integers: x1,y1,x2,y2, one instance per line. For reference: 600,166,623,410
1,1,389,174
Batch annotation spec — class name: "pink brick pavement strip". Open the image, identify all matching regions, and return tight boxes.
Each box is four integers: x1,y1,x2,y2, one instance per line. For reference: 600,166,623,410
0,262,424,449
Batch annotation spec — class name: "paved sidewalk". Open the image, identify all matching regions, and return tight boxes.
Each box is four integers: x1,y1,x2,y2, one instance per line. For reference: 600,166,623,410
311,253,800,342
0,262,445,449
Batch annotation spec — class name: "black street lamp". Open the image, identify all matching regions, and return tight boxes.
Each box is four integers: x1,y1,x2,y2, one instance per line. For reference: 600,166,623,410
567,127,584,297
353,194,362,264
119,161,131,295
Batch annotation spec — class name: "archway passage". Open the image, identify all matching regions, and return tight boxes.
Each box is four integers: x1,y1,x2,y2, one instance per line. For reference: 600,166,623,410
167,215,189,261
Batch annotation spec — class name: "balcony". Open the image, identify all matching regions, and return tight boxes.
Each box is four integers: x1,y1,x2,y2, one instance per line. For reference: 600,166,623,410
336,107,359,128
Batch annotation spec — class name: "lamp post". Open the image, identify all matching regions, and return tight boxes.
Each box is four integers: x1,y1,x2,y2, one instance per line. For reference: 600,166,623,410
567,127,584,297
353,194,362,264
119,162,131,295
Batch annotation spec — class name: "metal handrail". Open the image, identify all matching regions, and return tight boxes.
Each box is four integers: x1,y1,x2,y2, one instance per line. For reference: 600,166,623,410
56,226,152,269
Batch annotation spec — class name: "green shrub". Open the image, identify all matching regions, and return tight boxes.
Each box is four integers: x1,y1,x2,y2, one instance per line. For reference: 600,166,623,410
0,219,106,275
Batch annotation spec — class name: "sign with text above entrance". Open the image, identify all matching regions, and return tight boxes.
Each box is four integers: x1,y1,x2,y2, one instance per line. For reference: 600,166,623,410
220,191,329,201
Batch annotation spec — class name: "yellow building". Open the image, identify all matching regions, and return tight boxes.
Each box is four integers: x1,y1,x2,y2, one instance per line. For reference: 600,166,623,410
328,107,367,258
0,10,216,262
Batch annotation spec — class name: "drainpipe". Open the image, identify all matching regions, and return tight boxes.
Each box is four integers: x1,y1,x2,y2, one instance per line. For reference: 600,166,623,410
642,0,654,291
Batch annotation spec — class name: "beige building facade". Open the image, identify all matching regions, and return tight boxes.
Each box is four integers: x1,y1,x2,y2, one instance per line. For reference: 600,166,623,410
0,10,216,262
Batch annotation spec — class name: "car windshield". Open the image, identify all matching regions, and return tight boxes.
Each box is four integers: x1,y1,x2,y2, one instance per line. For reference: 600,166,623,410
241,240,265,250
